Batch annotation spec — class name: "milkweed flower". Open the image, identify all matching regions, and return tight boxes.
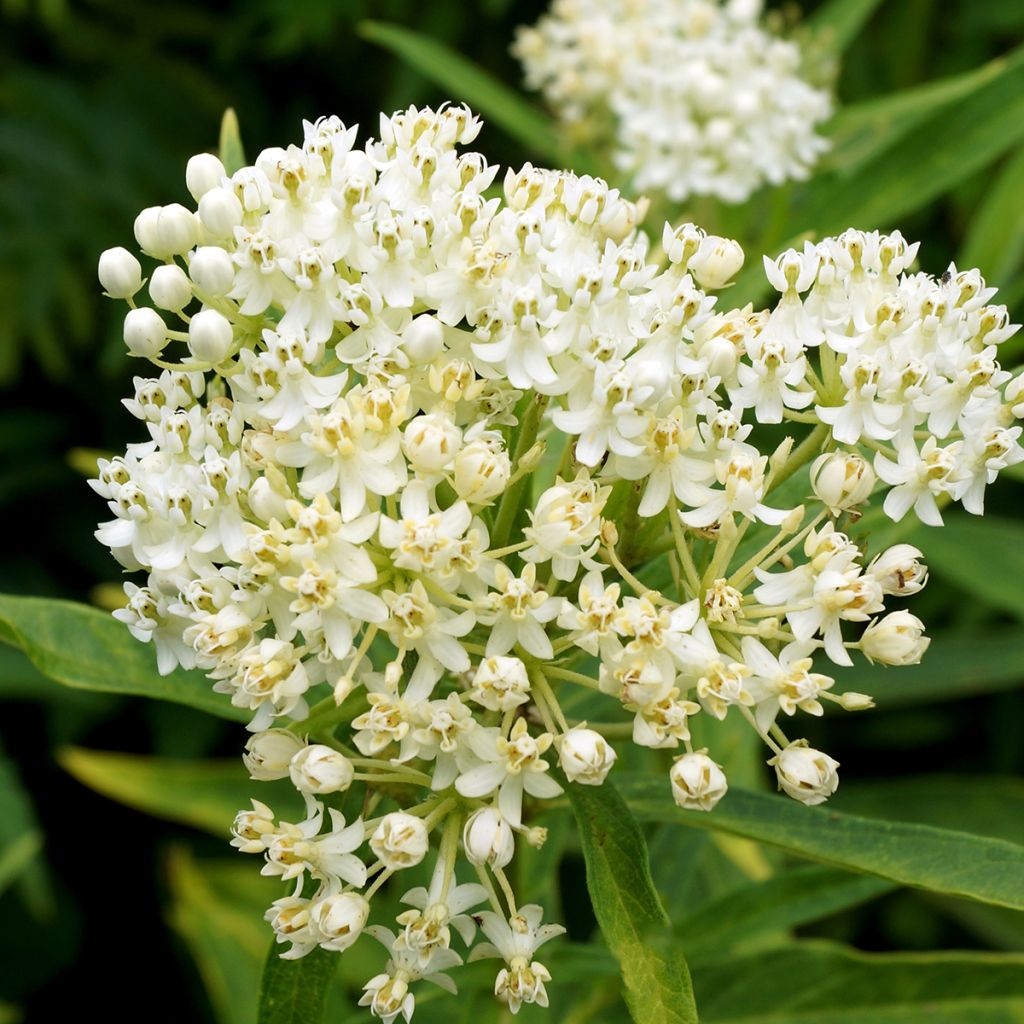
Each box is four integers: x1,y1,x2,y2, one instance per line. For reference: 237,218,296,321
514,0,832,202
92,103,1020,1020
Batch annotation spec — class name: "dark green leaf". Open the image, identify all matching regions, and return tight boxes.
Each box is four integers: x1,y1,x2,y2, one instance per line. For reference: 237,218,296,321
567,781,698,1024
359,21,563,160
832,629,1024,705
919,516,1024,619
676,866,894,954
0,595,245,720
618,776,1024,910
692,941,1024,1022
960,143,1024,284
258,942,337,1024
0,753,42,896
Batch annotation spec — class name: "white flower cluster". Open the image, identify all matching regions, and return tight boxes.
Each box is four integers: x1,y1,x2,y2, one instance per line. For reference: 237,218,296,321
513,0,832,203
93,105,1020,1020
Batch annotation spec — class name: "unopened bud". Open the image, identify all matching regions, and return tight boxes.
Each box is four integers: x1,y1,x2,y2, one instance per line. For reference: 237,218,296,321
558,726,617,785
188,309,234,363
243,729,305,780
149,263,193,311
123,307,168,358
810,451,875,515
289,744,354,794
860,611,929,666
98,247,143,299
769,740,839,806
670,750,728,811
186,152,227,202
370,812,429,870
463,807,514,868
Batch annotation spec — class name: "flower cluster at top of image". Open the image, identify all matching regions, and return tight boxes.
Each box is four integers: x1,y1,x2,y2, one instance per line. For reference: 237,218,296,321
93,102,1021,1021
515,0,832,202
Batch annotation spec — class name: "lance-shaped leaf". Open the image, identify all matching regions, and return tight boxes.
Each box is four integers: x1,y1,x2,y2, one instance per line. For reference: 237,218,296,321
59,748,300,836
567,780,699,1024
618,776,1024,910
692,941,1024,1023
0,594,245,720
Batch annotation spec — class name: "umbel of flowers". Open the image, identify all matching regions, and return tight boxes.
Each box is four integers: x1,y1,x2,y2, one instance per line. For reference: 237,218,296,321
94,105,1021,1020
514,0,832,203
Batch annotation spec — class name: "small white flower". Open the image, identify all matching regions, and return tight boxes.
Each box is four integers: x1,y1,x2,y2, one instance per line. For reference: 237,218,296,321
463,807,516,869
289,744,354,794
558,727,617,785
860,611,930,666
243,729,306,781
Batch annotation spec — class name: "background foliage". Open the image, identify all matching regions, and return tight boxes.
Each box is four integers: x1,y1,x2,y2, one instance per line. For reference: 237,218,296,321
1,0,1023,1021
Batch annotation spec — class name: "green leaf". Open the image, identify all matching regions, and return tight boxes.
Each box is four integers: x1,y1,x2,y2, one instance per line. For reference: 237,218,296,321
0,595,245,720
0,753,41,897
258,941,337,1024
219,108,247,175
832,628,1024,705
567,781,698,1024
618,776,1024,910
676,866,894,955
58,748,300,836
835,775,1024,846
358,21,563,161
806,0,886,53
167,847,269,1024
918,515,1024,619
960,143,1024,285
692,941,1024,1023
822,52,1019,172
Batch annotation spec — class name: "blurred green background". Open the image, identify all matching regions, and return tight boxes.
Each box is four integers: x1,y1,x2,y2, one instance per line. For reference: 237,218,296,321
1,0,1023,1021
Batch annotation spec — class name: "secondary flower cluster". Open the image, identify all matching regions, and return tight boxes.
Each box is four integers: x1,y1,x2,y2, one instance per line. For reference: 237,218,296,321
93,105,1020,1020
513,0,832,203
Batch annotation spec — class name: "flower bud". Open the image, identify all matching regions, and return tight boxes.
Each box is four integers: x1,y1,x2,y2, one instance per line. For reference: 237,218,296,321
470,656,531,712
810,451,875,514
868,545,928,596
243,729,305,781
98,247,143,299
559,727,617,785
770,741,839,805
198,186,244,237
186,152,227,202
149,263,193,311
123,307,169,358
454,439,511,504
248,472,291,523
154,204,199,257
188,309,234,363
463,807,514,868
838,691,875,710
370,812,429,870
401,314,445,363
289,744,354,794
189,246,236,297
402,412,462,473
310,892,369,952
133,206,163,256
860,611,929,666
669,751,728,811
691,236,745,289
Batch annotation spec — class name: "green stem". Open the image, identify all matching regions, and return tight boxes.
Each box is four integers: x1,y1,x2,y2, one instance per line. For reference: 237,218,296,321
492,394,550,549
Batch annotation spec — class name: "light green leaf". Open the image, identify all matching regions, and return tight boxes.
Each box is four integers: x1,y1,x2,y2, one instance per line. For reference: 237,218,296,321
58,748,299,836
567,781,698,1024
918,516,1024,619
219,108,247,175
960,143,1024,284
806,0,886,53
832,629,1024,705
167,847,269,1024
258,942,337,1024
692,941,1024,1023
618,776,1024,910
358,21,563,161
0,595,245,720
676,866,894,955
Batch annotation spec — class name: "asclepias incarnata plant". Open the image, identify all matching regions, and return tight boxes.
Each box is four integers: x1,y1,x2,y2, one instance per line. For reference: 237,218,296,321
92,103,1022,1021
